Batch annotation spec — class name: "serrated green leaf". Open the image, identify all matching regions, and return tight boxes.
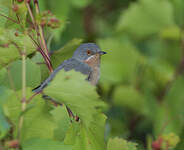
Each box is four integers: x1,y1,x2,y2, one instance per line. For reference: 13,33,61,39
1,59,41,90
117,0,175,38
51,106,71,141
22,138,72,150
0,29,36,69
64,113,106,150
107,137,137,150
3,88,56,141
51,38,83,69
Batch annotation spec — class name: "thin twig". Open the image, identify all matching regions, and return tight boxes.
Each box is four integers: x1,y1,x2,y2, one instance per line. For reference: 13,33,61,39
34,0,51,61
25,1,38,31
28,34,53,69
26,92,39,104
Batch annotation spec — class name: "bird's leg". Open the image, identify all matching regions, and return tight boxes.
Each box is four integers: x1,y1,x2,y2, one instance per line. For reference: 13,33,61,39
42,95,62,106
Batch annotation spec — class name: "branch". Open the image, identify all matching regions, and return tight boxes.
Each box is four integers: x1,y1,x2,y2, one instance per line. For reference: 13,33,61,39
34,0,50,62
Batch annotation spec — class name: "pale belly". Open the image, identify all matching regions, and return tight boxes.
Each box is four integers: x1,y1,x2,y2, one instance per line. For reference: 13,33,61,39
90,67,100,86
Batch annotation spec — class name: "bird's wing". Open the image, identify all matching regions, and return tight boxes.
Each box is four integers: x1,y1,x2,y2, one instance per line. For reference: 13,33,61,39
33,58,92,93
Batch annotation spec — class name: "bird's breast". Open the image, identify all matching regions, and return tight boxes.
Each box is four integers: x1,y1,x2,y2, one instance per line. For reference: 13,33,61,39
84,54,101,85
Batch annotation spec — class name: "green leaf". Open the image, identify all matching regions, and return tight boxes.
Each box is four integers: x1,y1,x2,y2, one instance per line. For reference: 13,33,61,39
0,108,10,139
0,0,12,27
113,85,146,114
44,70,104,128
117,0,175,38
31,52,49,81
0,86,12,139
1,59,41,90
3,88,56,141
0,5,9,27
107,137,137,150
152,77,184,135
22,138,72,150
0,29,36,69
98,38,141,84
51,38,83,69
64,113,106,150
51,106,71,141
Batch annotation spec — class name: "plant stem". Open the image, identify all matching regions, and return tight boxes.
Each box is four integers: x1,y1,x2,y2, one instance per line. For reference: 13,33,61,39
34,0,51,63
25,1,37,31
26,0,53,73
17,48,26,140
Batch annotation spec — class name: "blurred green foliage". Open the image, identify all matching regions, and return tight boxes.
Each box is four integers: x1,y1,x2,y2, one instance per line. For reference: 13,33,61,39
1,0,184,149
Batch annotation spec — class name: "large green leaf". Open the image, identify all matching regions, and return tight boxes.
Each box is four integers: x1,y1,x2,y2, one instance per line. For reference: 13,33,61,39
51,38,83,69
117,0,175,38
3,88,56,142
107,137,137,150
0,29,36,69
51,106,71,141
64,113,106,150
1,59,41,90
22,138,72,150
44,70,104,128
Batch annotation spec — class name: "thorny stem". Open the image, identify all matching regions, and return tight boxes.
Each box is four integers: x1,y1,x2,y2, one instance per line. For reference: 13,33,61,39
17,48,26,140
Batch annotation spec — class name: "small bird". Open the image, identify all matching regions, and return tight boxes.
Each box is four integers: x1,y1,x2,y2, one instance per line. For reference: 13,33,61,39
33,43,106,93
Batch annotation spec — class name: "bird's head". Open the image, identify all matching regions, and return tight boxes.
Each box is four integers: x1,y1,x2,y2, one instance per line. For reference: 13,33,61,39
73,43,106,64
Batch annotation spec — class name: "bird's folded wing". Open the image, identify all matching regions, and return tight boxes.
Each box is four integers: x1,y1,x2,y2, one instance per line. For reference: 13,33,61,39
33,58,92,93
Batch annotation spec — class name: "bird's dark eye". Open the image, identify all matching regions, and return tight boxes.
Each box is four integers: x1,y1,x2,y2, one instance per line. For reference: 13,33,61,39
86,50,92,55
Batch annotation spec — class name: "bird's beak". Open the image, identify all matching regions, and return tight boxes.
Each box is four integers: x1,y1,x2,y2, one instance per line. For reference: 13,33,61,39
98,51,107,55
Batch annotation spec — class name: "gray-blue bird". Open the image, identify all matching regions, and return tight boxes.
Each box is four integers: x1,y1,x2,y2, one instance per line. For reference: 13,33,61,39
33,43,106,93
